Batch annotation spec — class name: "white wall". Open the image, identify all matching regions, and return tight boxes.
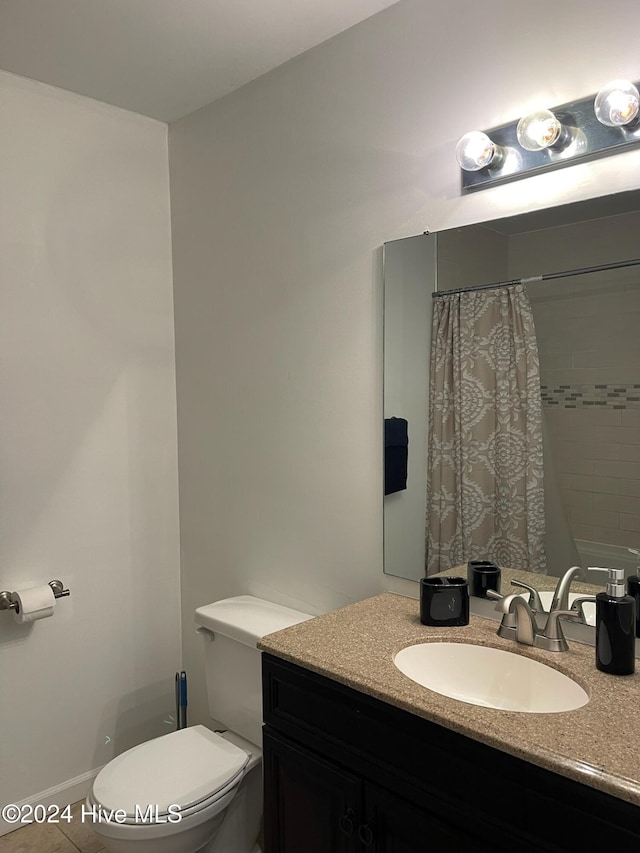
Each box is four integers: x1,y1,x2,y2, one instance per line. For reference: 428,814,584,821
0,72,181,816
383,235,434,581
169,0,640,724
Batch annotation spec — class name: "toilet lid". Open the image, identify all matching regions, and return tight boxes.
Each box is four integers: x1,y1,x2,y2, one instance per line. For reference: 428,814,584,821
92,725,249,818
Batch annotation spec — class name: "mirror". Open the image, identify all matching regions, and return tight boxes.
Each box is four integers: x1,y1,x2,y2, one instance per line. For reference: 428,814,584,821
384,189,640,597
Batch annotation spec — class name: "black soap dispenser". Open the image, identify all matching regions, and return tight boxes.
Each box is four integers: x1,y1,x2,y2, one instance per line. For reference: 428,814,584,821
591,566,635,676
626,548,640,639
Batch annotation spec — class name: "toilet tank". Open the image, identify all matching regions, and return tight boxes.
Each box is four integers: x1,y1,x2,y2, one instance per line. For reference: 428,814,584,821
194,595,312,746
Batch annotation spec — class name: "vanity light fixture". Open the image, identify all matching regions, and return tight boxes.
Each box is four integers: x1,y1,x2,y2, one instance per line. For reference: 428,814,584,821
594,79,640,127
455,131,502,171
457,77,640,193
516,109,564,151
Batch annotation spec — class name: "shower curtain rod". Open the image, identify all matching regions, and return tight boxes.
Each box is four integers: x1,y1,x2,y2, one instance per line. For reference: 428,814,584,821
432,257,640,298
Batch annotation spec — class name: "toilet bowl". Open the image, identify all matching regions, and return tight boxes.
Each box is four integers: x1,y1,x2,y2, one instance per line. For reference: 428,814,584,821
88,726,262,853
87,596,312,852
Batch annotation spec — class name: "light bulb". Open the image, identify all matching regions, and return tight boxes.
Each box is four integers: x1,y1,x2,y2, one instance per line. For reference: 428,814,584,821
455,131,497,171
594,79,639,127
516,110,562,151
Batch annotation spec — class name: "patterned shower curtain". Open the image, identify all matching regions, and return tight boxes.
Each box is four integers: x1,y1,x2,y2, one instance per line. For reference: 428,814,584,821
425,285,546,575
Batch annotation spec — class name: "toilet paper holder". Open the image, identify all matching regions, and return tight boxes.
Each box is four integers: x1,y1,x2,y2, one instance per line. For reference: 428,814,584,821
0,580,70,613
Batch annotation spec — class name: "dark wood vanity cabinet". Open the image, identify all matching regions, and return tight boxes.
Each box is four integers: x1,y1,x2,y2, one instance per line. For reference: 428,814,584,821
263,728,466,853
262,654,640,853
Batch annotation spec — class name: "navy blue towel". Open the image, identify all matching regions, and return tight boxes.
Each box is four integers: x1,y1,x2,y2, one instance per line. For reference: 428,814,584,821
384,417,408,495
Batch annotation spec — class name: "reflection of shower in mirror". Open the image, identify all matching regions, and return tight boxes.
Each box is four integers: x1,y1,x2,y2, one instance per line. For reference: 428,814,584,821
383,188,640,587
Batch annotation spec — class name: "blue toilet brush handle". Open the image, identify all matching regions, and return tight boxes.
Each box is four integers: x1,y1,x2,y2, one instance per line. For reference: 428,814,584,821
179,670,188,729
175,672,180,731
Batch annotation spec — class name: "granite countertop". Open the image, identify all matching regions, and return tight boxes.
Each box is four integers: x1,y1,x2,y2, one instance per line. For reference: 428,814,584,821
258,591,640,807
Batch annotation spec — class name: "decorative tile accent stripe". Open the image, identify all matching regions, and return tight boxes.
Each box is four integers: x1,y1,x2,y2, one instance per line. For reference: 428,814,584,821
540,383,640,409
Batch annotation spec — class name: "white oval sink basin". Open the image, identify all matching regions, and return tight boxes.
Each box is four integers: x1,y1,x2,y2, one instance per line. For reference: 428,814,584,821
394,642,589,713
516,591,596,626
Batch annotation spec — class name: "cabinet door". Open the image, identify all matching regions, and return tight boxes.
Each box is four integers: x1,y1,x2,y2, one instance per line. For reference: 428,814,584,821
364,783,493,853
263,728,361,853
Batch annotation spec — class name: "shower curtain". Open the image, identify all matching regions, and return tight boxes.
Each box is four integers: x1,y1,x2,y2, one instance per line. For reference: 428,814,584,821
425,284,546,574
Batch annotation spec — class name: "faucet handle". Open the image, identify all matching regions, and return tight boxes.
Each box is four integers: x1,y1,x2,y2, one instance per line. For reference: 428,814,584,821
510,580,544,612
536,608,580,652
569,595,597,624
506,595,538,646
489,592,519,639
484,590,517,635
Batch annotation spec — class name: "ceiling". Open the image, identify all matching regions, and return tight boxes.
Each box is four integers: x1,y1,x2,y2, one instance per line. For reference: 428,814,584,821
0,0,399,123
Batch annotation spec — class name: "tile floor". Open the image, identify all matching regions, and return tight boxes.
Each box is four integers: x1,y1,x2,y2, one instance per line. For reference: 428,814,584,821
0,801,105,853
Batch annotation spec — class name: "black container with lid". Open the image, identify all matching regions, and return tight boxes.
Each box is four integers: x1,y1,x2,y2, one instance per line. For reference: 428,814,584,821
467,560,501,598
420,577,469,627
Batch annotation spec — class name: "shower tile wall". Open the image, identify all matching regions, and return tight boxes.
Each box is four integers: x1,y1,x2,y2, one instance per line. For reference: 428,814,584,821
509,211,640,552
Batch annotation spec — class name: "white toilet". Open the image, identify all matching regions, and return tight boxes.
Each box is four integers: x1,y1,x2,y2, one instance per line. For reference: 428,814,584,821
87,595,312,853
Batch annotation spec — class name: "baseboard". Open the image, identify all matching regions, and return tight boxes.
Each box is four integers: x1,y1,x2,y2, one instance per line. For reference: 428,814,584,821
0,767,103,836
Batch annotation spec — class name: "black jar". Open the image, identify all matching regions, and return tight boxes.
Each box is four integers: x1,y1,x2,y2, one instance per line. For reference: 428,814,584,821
420,577,469,627
467,560,501,598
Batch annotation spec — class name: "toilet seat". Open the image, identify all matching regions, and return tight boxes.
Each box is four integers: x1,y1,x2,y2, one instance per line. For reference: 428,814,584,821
91,725,249,824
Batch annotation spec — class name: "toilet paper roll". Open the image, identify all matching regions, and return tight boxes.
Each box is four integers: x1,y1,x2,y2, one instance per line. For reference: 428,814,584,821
12,585,56,624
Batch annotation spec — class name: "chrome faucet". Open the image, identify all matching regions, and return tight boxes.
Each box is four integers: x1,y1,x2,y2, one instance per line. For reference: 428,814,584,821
550,565,583,612
493,592,581,652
